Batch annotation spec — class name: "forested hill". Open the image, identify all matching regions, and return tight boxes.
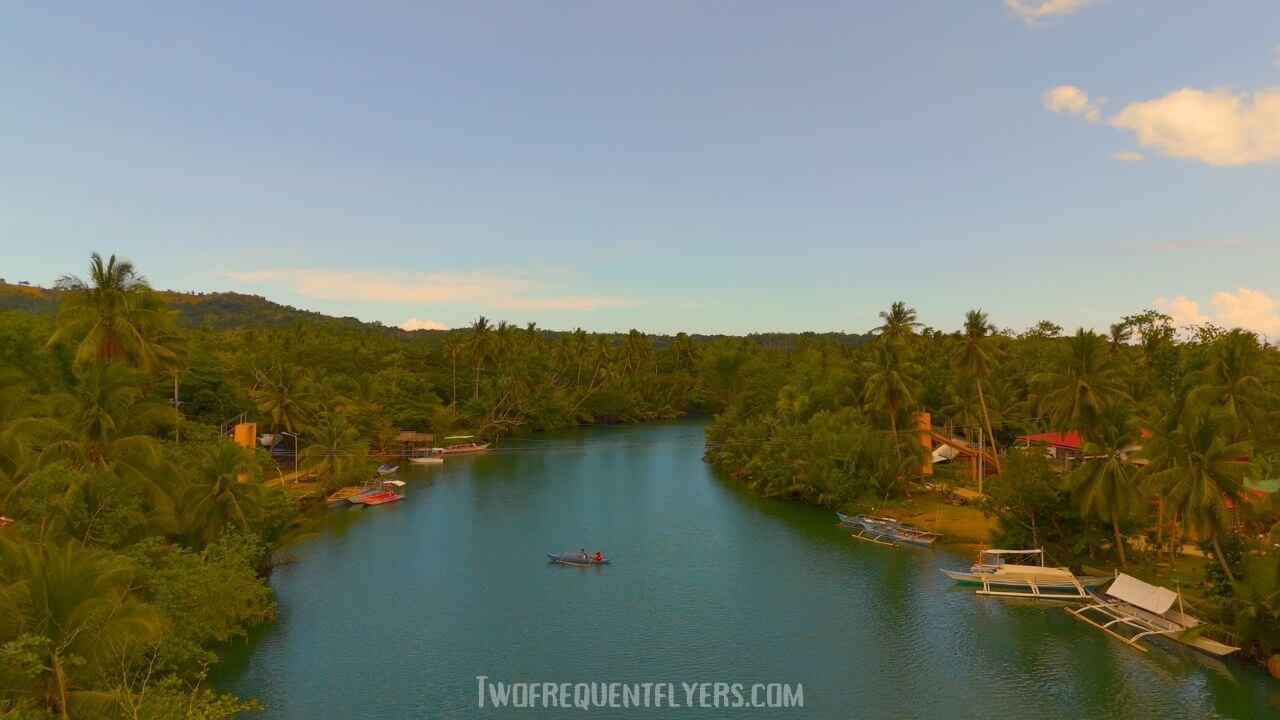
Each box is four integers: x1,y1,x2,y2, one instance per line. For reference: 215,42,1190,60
0,281,372,331
0,282,877,348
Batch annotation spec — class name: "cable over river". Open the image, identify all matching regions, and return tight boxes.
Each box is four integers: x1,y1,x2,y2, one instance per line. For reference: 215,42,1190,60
216,420,1278,719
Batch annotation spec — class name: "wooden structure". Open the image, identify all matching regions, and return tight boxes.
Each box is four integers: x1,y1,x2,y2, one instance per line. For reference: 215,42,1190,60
392,431,435,457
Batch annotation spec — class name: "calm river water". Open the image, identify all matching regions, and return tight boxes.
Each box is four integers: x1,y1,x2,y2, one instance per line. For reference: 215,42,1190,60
217,420,1278,719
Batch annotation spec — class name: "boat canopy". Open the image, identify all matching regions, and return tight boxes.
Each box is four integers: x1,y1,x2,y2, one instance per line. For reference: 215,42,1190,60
983,549,1044,555
443,435,474,440
1106,573,1177,615
382,479,406,487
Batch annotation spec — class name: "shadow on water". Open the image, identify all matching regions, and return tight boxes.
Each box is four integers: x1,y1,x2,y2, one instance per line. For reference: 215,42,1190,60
216,419,1279,719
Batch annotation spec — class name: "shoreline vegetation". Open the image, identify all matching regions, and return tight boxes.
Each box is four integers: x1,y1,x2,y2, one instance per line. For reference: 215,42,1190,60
1,255,1278,718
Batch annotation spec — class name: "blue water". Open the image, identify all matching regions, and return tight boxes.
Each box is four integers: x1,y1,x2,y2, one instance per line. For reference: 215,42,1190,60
217,420,1280,718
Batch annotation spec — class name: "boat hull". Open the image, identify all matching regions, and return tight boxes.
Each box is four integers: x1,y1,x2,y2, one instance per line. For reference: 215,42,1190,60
409,457,444,465
360,492,404,506
547,553,610,566
837,513,940,546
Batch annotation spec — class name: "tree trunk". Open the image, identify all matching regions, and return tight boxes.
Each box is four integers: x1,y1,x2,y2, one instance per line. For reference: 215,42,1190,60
1211,535,1237,583
1112,517,1127,567
975,380,1002,474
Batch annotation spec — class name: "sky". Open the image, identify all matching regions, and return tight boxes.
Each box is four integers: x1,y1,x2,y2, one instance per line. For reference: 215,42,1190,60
2,1,1279,337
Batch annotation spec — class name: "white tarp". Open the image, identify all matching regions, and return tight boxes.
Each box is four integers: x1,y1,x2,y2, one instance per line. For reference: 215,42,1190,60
1106,573,1177,615
932,444,960,463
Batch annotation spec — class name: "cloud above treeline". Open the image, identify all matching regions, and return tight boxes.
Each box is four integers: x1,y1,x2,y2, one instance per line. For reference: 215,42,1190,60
400,318,447,331
1005,0,1100,24
227,269,638,311
1046,83,1280,166
1154,287,1280,339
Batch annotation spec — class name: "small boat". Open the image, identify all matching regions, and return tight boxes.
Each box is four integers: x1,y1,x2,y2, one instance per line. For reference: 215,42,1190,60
360,480,406,506
1067,573,1240,656
942,549,1109,600
409,456,444,465
836,513,941,547
547,552,609,566
346,479,385,504
438,436,490,455
377,464,399,475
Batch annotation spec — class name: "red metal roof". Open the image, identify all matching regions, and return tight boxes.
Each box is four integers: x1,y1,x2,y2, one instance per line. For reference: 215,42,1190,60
1018,431,1083,451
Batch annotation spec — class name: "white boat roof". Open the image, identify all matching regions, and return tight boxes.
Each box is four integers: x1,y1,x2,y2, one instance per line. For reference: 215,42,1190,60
382,479,406,487
444,435,474,439
983,549,1044,555
1106,573,1177,615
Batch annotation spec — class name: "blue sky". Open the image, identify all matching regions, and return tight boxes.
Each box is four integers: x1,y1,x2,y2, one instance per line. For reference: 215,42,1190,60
3,1,1279,336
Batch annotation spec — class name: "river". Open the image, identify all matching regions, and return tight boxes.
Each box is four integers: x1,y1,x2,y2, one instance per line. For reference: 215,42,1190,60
216,420,1278,718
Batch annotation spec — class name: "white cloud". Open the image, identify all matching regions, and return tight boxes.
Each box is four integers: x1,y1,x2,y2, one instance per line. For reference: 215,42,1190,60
1044,85,1102,123
1109,86,1280,166
227,269,638,311
1153,295,1209,327
1109,150,1144,162
1006,0,1100,24
1209,287,1280,338
401,318,447,331
1154,287,1280,339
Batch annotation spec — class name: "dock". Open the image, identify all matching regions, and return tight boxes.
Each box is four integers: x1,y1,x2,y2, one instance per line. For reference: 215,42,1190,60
325,486,365,507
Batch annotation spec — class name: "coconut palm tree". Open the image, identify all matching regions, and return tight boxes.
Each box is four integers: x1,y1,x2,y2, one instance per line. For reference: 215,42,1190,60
249,364,317,434
0,537,164,719
299,414,368,487
179,442,265,548
441,334,465,409
951,310,1003,473
670,332,698,371
861,341,921,446
469,316,494,398
1142,407,1252,582
45,252,175,372
1034,328,1129,431
14,364,178,503
1231,553,1280,656
1191,329,1274,430
1068,402,1142,567
875,301,921,344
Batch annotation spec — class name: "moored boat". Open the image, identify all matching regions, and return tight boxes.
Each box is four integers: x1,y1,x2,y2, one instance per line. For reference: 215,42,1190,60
409,456,444,465
547,551,609,566
438,435,490,455
1067,573,1240,656
377,463,399,475
942,549,1108,599
836,512,941,547
360,479,406,506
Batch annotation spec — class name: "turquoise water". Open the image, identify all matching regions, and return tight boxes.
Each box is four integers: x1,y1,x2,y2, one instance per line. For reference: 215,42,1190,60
217,420,1279,718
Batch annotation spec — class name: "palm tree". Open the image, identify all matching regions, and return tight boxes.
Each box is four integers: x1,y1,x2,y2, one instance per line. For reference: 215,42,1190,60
180,442,264,548
1068,402,1142,567
1231,553,1280,655
469,316,494,398
45,252,175,372
1192,329,1274,430
951,310,1002,472
0,537,164,718
861,342,921,446
875,301,921,343
249,364,317,434
14,363,179,504
1034,328,1129,430
441,334,465,409
1142,407,1252,582
670,332,698,371
299,414,369,487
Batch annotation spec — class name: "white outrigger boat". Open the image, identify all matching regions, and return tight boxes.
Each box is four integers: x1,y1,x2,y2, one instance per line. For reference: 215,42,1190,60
1066,573,1240,656
942,549,1110,600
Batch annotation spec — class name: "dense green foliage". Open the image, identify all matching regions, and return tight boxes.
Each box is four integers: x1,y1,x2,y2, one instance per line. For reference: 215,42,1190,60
0,253,802,716
706,303,1280,663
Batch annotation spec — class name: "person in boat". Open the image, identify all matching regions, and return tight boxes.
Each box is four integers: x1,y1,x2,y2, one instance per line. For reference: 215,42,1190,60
580,548,587,559
593,551,603,563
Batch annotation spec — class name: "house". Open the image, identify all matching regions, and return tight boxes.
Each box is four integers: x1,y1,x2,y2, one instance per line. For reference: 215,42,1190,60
393,431,436,455
1018,431,1084,466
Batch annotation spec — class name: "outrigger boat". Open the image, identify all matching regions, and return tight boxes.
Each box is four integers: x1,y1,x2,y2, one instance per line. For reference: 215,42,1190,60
836,513,941,547
547,551,610,566
376,463,399,475
1066,573,1240,656
438,435,490,455
346,477,386,504
359,479,406,506
942,549,1109,600
409,449,444,465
